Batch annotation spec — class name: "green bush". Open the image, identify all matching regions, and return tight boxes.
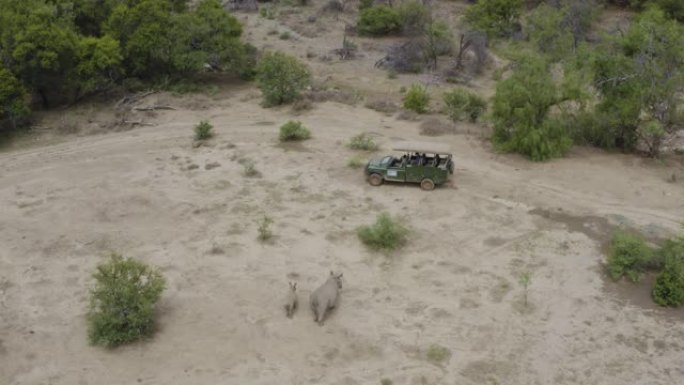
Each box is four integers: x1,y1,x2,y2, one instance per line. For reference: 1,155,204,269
606,231,657,282
257,215,273,241
396,1,430,35
279,120,311,141
357,212,409,251
349,133,379,151
194,120,213,140
652,238,684,306
357,6,401,36
403,85,430,114
443,89,487,123
87,254,166,347
526,4,574,61
256,52,311,106
464,0,523,38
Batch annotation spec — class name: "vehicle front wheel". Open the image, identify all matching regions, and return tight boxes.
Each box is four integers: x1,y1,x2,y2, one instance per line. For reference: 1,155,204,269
369,173,383,186
420,178,435,191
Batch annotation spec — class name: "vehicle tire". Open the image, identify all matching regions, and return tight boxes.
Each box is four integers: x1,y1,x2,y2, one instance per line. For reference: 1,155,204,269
369,173,383,186
420,178,435,191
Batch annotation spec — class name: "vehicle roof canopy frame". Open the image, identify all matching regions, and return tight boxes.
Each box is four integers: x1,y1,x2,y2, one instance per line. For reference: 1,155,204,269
391,141,452,155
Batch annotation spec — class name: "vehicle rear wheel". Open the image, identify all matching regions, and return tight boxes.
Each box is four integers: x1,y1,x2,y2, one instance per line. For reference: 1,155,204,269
420,178,435,191
369,173,383,186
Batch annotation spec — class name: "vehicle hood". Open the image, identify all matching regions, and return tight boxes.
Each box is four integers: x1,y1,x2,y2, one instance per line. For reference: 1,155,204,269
367,158,385,168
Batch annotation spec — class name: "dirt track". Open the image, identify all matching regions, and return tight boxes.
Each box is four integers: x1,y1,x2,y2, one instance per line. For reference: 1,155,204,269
2,91,684,384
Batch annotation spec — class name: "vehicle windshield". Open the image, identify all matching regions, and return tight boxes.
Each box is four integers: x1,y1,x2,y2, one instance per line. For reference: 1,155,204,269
380,156,393,165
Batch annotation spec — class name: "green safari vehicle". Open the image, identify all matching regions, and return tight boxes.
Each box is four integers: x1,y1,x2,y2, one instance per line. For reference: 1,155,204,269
364,141,454,191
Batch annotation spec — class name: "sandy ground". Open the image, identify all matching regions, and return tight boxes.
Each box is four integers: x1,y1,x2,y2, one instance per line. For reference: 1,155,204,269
2,3,684,385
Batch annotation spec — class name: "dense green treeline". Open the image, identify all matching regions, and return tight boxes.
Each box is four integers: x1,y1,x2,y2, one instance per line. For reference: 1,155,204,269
473,1,684,160
0,0,253,130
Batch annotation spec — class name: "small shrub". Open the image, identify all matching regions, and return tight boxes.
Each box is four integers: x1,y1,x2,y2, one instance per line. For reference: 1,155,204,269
607,231,657,282
358,6,401,36
279,120,311,141
652,238,684,307
519,271,531,307
443,89,487,123
426,344,451,365
87,254,166,348
279,31,291,40
257,215,274,241
256,52,312,106
403,84,430,114
380,379,393,385
357,212,409,251
194,120,213,140
240,159,261,177
347,156,365,168
387,69,398,79
349,133,379,151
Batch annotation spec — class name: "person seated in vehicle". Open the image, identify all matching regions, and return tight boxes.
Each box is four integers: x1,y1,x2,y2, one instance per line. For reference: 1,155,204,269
434,154,441,166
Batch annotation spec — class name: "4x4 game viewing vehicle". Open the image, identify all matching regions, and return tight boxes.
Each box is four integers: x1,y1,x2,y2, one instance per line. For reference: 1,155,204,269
364,141,454,191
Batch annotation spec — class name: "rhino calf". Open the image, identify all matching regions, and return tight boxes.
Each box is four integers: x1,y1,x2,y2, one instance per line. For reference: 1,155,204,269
284,282,298,318
310,271,343,325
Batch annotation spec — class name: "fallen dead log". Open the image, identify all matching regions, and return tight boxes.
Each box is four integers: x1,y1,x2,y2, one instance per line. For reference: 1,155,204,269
132,105,177,111
122,120,154,126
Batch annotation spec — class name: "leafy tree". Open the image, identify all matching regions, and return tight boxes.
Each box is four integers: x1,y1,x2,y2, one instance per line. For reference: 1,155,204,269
591,7,684,154
357,6,401,36
87,254,166,347
526,4,574,61
75,35,124,95
0,0,79,106
104,0,176,77
491,55,572,161
256,52,311,106
0,65,31,130
464,0,523,38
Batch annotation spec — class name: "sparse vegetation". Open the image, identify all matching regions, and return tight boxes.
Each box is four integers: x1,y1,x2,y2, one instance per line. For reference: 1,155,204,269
349,133,379,151
257,215,274,242
519,271,531,307
256,52,312,106
357,212,409,252
279,120,311,142
87,254,165,348
194,120,214,141
380,378,393,385
426,344,451,365
607,231,657,282
403,85,430,114
443,89,487,123
279,31,291,40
